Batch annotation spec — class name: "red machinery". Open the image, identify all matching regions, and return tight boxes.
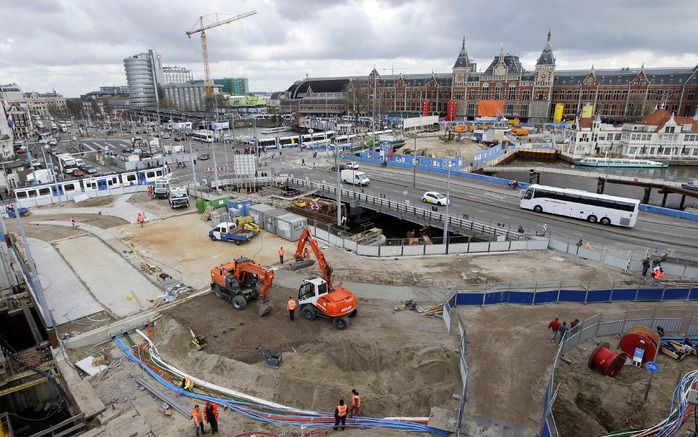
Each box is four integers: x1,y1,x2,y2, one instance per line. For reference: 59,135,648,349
447,99,457,121
289,228,357,330
422,100,429,117
588,342,627,377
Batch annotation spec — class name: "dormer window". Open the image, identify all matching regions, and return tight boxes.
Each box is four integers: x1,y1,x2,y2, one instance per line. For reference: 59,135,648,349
665,126,675,133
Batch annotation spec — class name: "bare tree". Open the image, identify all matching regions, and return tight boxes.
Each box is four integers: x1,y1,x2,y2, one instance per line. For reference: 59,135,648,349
344,80,371,122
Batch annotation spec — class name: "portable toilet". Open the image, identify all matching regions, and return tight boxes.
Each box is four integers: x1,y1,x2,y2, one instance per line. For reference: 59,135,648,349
275,213,308,241
249,204,276,227
263,208,287,234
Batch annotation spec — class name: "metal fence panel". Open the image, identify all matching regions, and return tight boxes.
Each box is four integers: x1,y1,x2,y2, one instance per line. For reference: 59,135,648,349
663,288,690,300
425,244,447,255
468,242,490,253
623,318,653,330
685,266,698,280
611,288,637,301
558,289,586,302
587,289,612,303
489,241,511,252
596,320,624,337
484,291,509,305
662,263,686,277
605,254,630,270
509,292,535,305
343,240,358,252
378,245,402,257
402,245,424,256
443,302,452,334
548,238,568,252
636,288,663,301
356,245,379,256
457,293,485,306
650,318,682,333
448,242,470,253
533,290,558,304
687,323,698,336
528,239,550,250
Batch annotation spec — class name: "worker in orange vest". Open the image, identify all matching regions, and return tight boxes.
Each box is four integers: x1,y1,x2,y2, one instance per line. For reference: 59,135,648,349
278,246,285,264
192,404,204,436
287,296,297,321
137,212,145,227
303,247,310,260
349,389,361,417
204,401,219,434
334,399,348,430
653,268,665,285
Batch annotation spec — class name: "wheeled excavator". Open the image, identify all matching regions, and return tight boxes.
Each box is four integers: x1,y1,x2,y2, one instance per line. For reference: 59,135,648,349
289,228,358,330
210,258,275,317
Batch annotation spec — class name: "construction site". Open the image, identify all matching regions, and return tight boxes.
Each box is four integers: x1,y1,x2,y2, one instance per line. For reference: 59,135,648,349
1,174,698,437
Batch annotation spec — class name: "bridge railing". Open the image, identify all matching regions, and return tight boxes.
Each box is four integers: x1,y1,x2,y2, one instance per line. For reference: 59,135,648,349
286,177,528,241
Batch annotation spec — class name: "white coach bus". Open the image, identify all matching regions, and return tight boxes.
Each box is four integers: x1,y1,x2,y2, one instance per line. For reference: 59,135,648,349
520,184,640,227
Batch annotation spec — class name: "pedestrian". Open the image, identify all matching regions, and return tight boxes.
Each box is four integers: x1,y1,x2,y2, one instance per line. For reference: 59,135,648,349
558,322,568,344
653,267,664,285
204,402,219,434
278,246,285,264
570,318,581,335
303,247,310,260
334,399,348,431
302,158,305,166
287,296,297,321
70,216,76,229
349,389,361,417
547,318,561,342
137,212,145,227
192,405,204,436
642,257,650,277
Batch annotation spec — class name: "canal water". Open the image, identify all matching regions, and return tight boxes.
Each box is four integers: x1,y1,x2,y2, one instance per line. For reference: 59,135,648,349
494,158,698,209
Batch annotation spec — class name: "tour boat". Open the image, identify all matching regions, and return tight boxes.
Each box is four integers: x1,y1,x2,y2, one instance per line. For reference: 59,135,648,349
573,157,668,168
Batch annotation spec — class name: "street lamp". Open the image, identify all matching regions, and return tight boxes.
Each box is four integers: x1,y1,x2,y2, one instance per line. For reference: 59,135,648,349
443,164,451,245
412,133,418,188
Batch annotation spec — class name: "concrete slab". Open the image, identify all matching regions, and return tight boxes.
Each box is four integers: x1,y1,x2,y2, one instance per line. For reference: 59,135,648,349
30,193,159,223
54,235,163,318
28,238,105,324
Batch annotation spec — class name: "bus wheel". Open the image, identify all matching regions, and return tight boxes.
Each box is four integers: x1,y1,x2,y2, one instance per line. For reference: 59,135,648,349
587,215,598,223
533,205,543,213
600,217,611,225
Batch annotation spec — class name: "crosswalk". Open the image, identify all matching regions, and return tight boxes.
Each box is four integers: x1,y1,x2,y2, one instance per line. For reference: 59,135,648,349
79,138,131,153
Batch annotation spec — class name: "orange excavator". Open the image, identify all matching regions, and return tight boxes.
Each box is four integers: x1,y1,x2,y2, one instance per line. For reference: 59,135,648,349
289,228,357,330
210,257,275,317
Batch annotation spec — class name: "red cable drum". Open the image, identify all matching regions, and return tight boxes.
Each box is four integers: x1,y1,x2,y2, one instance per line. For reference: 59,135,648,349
588,342,628,377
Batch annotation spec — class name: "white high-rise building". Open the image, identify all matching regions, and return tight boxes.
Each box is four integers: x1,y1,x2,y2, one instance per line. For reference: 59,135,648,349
163,66,193,84
123,50,164,108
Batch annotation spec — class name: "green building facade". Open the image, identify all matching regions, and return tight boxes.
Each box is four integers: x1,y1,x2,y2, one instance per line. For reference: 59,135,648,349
213,77,249,96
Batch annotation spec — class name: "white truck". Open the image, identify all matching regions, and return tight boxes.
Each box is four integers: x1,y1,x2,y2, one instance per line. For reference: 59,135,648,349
152,179,170,199
341,169,370,186
168,187,189,209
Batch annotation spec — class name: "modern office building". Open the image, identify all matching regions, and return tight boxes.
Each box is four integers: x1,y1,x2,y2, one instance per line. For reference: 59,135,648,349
163,66,194,84
123,50,164,108
162,80,222,112
214,77,249,95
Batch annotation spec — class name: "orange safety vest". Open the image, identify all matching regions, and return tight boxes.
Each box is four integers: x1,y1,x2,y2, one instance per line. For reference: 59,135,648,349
137,213,144,223
352,395,361,408
192,408,203,425
279,247,285,256
287,299,297,311
656,271,664,280
337,404,347,417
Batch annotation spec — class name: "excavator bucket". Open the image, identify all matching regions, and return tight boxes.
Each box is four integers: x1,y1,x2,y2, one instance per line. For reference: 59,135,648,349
258,298,273,317
289,259,315,271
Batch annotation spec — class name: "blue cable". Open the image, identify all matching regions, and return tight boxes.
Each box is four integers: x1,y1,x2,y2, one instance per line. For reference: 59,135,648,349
113,337,450,435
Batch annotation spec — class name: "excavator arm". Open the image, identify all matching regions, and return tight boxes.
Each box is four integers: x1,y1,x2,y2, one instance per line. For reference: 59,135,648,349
234,260,276,299
294,228,334,286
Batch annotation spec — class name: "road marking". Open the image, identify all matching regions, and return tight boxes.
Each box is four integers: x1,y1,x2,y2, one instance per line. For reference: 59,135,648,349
91,142,107,151
81,143,96,152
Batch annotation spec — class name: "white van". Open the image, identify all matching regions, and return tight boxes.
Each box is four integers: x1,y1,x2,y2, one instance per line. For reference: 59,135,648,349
341,169,370,186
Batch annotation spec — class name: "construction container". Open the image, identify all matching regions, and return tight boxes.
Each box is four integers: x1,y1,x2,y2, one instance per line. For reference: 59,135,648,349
249,204,277,227
274,213,307,241
262,208,287,234
227,199,252,217
197,196,230,214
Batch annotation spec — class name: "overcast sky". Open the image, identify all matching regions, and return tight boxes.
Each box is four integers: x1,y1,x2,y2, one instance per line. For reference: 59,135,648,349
1,0,697,97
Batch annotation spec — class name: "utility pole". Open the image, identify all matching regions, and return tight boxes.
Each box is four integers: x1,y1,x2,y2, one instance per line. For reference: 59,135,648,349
443,166,451,245
211,142,220,192
335,145,342,227
189,141,197,191
412,134,417,187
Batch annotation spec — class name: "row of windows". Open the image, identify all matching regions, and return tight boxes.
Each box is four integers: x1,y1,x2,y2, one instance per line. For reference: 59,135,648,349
532,189,636,211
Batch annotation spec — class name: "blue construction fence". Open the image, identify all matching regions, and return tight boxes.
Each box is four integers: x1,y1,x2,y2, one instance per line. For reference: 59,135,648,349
338,152,529,189
452,286,698,306
640,203,698,222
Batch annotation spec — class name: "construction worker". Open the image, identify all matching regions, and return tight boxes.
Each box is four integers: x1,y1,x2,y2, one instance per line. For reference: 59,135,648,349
137,212,145,228
287,296,297,321
278,246,285,264
204,401,219,434
70,216,76,229
303,247,310,260
349,389,361,417
192,404,204,436
334,399,347,430
180,376,193,391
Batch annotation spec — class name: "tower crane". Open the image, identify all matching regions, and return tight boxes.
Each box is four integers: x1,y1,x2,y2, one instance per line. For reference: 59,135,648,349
186,10,257,97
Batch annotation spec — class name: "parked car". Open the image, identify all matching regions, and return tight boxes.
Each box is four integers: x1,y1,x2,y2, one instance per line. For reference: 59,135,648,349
72,169,85,177
422,191,449,206
345,161,360,170
30,158,42,168
682,180,698,191
331,163,348,172
79,162,97,174
198,153,210,161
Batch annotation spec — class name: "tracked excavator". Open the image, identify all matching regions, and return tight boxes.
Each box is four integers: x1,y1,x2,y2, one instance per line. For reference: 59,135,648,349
210,258,275,316
289,228,357,330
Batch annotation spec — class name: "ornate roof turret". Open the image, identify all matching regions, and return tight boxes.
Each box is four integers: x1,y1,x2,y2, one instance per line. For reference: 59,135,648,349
536,30,555,66
453,36,473,69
